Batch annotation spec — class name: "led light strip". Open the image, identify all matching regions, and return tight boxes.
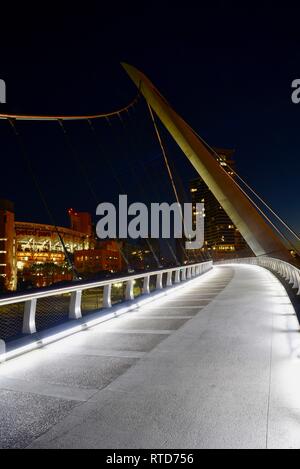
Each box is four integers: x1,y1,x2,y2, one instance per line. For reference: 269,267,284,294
1,268,214,363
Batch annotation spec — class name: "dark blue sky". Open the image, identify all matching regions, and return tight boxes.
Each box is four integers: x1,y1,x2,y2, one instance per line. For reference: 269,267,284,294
0,3,299,233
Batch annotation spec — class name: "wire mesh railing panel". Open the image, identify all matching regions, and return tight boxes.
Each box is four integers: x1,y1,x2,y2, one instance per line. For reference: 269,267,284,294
0,303,25,342
81,287,104,315
35,293,71,331
111,283,126,305
0,264,207,349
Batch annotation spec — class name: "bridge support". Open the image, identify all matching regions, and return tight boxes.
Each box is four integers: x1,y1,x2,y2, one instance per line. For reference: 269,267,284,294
143,275,150,294
69,291,82,319
166,271,173,287
122,63,293,263
0,339,5,362
174,270,181,283
126,279,134,301
103,284,112,308
23,298,37,334
156,273,163,290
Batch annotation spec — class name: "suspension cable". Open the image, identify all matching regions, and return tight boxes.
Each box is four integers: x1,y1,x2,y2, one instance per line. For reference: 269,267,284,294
116,105,164,269
147,103,181,206
128,100,180,266
8,119,80,280
206,144,297,253
86,118,132,270
189,125,300,249
147,103,199,264
58,119,99,202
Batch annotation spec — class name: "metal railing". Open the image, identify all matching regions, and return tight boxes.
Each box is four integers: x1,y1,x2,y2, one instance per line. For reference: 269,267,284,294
0,262,212,345
217,257,300,295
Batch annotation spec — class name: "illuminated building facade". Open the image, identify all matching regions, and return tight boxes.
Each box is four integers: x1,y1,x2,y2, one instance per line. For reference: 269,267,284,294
74,240,122,275
16,217,94,288
0,201,126,290
68,208,92,236
0,199,17,291
189,148,248,260
15,213,94,287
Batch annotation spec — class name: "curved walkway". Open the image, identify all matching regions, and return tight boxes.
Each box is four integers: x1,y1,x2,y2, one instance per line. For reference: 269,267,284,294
0,265,299,449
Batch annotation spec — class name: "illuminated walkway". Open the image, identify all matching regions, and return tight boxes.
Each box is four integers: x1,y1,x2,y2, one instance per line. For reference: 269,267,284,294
0,265,299,449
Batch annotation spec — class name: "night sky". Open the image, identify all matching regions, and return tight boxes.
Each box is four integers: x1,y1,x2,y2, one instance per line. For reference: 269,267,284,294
0,3,299,234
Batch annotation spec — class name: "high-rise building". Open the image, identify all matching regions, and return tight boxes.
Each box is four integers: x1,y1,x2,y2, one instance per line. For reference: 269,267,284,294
68,208,92,236
0,199,17,291
189,148,249,260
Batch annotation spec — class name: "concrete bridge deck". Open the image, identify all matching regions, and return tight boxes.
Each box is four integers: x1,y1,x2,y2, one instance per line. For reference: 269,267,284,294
0,264,299,449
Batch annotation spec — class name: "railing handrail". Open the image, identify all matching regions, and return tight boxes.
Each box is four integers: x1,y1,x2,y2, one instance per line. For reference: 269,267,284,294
0,261,211,306
216,256,300,296
0,261,213,360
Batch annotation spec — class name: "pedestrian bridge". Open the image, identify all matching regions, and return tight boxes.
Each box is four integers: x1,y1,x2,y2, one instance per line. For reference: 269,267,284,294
0,260,300,449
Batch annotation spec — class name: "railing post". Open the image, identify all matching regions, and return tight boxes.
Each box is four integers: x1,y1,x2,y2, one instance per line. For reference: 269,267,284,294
291,269,298,289
288,266,294,284
126,279,134,301
174,269,181,283
181,268,186,281
156,272,163,290
296,270,300,295
292,269,299,290
186,267,192,279
103,284,112,308
283,264,288,281
69,290,82,319
143,275,150,295
0,340,5,363
166,271,173,287
23,298,37,334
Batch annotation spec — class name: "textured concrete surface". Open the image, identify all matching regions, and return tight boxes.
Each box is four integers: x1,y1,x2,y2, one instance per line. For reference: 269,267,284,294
0,265,299,449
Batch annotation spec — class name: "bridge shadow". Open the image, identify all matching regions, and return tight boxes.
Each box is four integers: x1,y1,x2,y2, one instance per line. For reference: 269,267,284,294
266,268,300,325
